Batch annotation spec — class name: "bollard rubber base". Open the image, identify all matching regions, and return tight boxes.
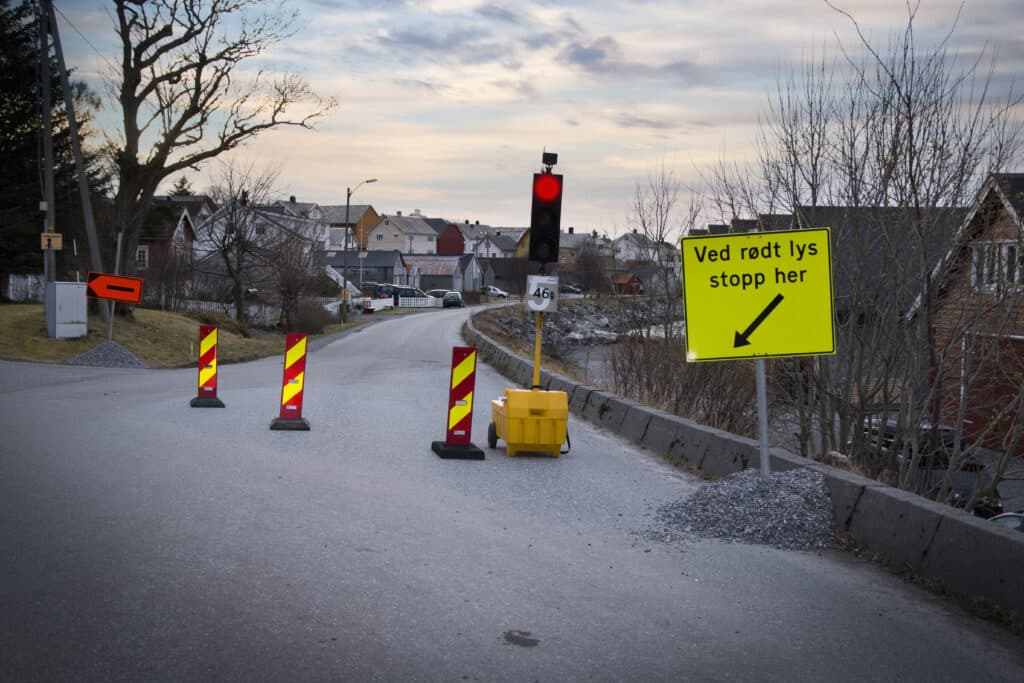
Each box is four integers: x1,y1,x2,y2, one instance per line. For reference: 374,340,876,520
431,441,485,460
270,417,310,431
190,396,225,408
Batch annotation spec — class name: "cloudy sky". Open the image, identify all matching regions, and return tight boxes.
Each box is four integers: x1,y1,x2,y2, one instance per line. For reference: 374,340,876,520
55,0,1024,234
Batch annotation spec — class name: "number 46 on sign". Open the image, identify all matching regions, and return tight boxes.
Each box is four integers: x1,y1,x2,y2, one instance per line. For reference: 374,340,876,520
526,275,558,313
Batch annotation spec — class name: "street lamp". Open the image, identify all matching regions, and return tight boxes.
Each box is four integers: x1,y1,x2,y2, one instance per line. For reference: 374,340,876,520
341,178,377,322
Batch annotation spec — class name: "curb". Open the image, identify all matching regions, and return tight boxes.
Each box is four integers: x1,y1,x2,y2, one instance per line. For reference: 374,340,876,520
462,315,1024,616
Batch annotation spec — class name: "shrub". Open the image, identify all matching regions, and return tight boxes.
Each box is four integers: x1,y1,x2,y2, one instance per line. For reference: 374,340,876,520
290,299,333,335
184,309,248,336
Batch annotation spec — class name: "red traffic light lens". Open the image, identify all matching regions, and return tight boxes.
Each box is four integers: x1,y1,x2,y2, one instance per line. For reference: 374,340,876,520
533,174,562,202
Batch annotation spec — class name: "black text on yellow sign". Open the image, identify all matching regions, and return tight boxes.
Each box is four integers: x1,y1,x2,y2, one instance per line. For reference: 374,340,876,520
680,227,835,362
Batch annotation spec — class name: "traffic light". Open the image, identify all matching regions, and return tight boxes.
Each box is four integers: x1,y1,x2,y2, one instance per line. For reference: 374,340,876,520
529,172,563,263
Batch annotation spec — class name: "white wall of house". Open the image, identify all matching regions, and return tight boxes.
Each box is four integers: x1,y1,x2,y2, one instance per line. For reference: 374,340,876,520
367,215,437,254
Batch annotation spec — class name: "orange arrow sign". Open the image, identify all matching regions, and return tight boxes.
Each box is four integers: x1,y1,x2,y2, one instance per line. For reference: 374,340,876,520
87,271,144,305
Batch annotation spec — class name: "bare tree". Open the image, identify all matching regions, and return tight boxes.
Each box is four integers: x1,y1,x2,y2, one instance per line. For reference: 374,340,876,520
573,243,613,294
623,164,693,340
106,0,335,285
705,4,1024,512
195,161,279,330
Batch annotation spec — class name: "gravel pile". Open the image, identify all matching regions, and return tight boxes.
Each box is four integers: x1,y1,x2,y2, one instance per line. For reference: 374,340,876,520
69,341,148,368
647,468,836,551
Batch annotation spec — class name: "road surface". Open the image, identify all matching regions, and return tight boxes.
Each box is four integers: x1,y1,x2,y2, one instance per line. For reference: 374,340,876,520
1,308,1022,681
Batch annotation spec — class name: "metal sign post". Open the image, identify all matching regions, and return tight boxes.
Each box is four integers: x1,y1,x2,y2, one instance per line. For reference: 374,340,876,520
108,232,123,343
526,275,558,389
680,228,835,475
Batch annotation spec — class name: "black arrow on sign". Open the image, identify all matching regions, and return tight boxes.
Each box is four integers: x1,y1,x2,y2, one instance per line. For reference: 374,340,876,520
734,293,784,347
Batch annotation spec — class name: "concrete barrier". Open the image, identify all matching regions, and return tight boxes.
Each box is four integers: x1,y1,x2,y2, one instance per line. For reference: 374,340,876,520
462,316,1024,616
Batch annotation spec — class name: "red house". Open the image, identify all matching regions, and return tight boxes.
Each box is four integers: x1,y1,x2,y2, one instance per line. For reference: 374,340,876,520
436,223,465,255
929,174,1024,455
612,272,643,295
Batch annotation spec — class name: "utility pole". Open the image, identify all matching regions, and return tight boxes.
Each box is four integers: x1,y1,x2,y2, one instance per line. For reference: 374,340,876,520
38,0,108,330
46,1,104,277
39,1,55,286
341,179,377,322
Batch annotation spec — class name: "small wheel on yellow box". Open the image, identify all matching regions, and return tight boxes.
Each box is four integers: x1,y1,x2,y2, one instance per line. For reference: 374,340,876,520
487,422,497,449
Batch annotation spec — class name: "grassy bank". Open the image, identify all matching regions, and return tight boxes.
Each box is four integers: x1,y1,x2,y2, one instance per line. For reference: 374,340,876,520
0,304,367,368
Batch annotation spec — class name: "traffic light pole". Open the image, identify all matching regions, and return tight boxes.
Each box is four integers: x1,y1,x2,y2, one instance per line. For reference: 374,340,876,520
532,311,543,389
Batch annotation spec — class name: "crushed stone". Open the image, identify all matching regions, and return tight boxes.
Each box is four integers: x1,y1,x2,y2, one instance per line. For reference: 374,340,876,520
69,341,148,368
645,468,836,551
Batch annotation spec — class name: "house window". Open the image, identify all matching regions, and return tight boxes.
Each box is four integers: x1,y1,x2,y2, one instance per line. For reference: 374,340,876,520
973,241,1024,291
376,234,383,241
427,235,434,242
136,245,149,271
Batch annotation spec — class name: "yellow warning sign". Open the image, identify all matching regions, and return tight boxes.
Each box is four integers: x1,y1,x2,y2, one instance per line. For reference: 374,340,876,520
680,227,835,362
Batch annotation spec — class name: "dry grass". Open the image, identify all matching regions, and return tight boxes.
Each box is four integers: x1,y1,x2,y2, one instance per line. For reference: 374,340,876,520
0,304,364,368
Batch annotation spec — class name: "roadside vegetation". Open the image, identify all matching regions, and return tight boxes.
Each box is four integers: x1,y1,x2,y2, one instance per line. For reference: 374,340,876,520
0,303,376,368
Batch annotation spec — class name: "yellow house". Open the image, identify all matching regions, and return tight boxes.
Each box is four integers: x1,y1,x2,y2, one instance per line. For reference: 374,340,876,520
322,204,381,250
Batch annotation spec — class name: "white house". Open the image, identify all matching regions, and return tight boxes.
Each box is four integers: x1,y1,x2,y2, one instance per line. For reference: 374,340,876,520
367,212,438,254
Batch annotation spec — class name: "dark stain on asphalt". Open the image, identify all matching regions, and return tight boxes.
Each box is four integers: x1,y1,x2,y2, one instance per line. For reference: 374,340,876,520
504,630,540,647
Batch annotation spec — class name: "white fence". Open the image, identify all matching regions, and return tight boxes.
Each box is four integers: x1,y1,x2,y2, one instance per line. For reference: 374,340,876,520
186,299,277,326
5,274,45,302
399,296,442,308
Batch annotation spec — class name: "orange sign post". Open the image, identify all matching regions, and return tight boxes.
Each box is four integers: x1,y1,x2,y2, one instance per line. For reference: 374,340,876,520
86,271,143,305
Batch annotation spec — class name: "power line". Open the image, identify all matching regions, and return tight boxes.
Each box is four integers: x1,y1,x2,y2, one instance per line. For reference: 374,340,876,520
52,2,119,75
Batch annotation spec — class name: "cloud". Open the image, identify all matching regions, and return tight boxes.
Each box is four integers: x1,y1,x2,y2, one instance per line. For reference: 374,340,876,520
492,79,537,98
475,4,521,24
615,113,677,130
561,36,623,73
392,78,450,93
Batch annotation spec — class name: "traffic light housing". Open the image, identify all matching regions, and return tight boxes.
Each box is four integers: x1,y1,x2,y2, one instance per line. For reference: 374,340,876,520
529,172,563,263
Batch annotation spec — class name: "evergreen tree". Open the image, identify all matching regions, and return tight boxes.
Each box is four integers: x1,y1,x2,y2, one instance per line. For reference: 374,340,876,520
169,175,193,196
0,0,108,281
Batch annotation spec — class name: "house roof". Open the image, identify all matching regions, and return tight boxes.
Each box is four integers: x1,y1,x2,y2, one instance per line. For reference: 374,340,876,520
490,234,518,252
613,232,676,250
321,204,372,225
322,249,406,269
373,213,436,236
795,204,967,310
139,203,191,241
153,194,216,218
480,257,531,278
422,217,451,235
910,173,1024,314
402,254,464,276
277,199,321,219
560,231,592,250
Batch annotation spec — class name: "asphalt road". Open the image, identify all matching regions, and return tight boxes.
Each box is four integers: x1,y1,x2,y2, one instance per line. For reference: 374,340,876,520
2,308,1023,682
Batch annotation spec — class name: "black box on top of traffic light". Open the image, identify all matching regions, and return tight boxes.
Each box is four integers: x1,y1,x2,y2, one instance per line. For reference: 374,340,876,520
529,172,563,263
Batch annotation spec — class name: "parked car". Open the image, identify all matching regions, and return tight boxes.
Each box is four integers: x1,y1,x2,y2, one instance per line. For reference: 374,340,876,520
426,289,449,299
483,285,508,298
442,291,464,308
925,483,1004,519
989,512,1024,532
862,415,980,470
